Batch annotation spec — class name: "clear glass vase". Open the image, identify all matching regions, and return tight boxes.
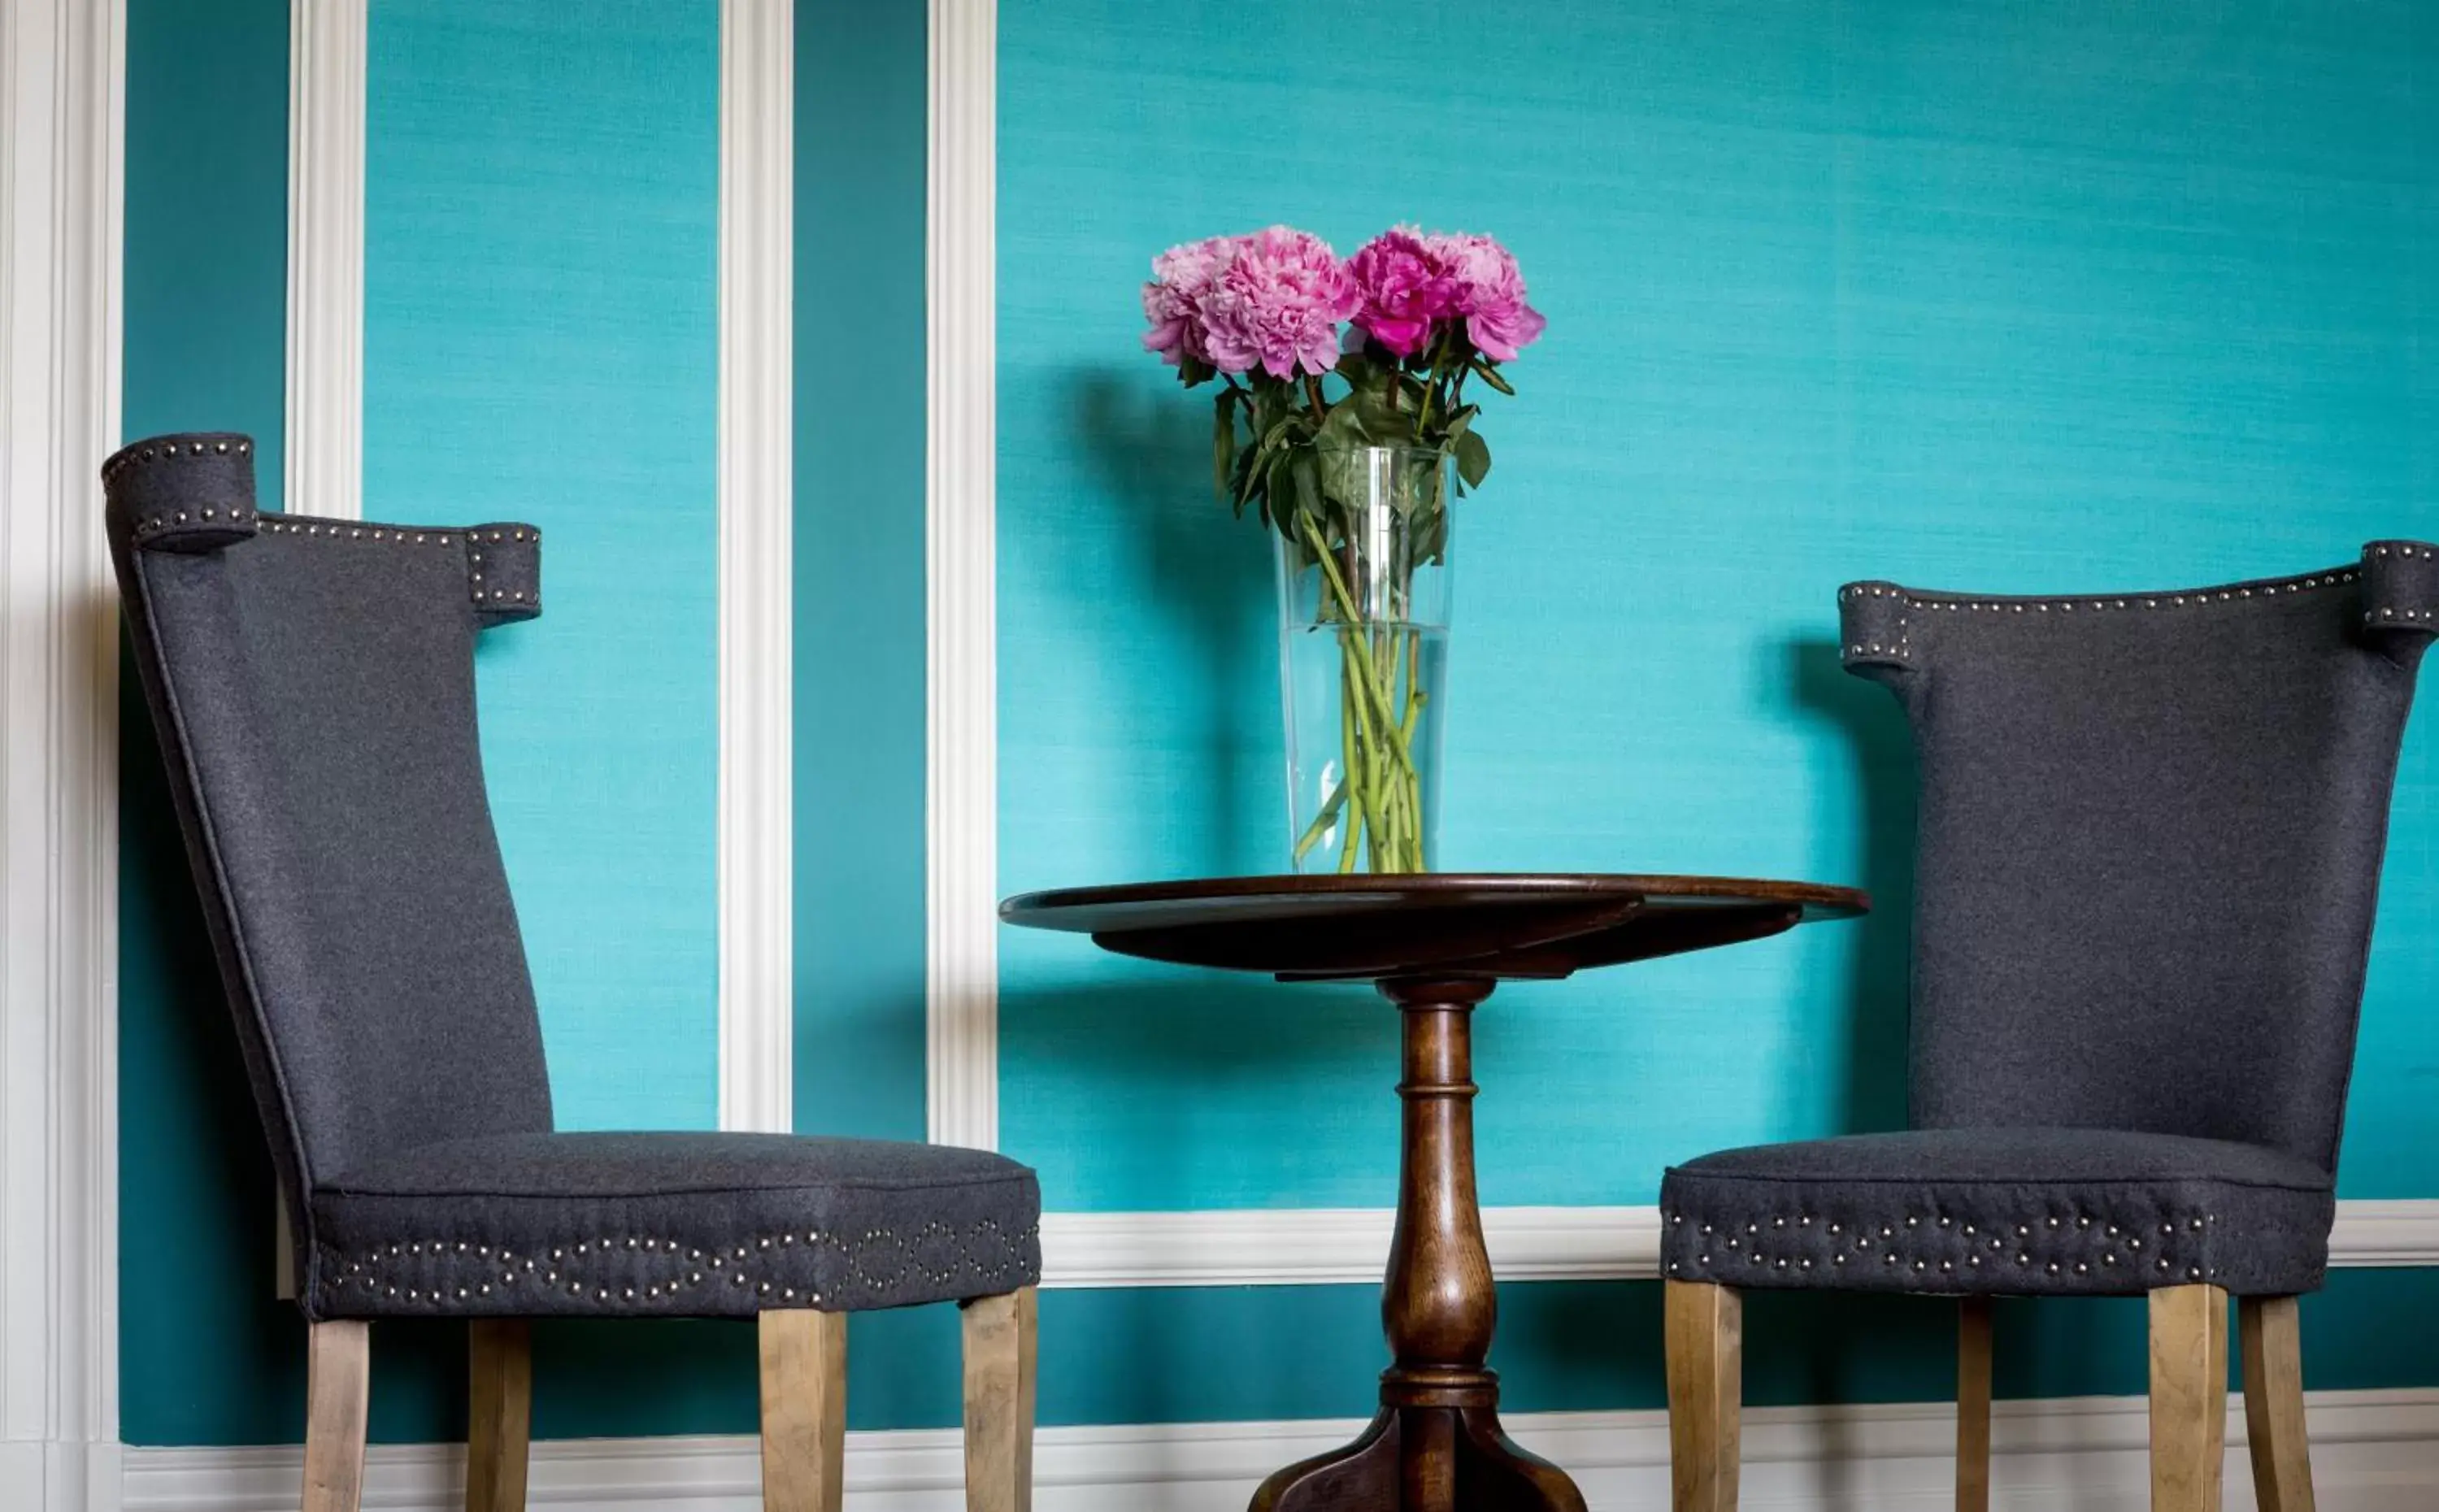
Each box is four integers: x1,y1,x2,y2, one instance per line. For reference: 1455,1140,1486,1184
1276,446,1452,874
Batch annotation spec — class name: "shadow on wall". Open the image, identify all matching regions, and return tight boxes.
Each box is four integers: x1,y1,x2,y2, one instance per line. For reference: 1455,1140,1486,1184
1786,634,1915,1142
120,662,471,1442
997,975,1400,1210
1072,367,1275,879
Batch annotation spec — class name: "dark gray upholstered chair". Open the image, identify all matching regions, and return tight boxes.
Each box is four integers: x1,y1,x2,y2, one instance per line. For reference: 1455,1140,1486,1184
104,433,1041,1512
1659,544,2437,1512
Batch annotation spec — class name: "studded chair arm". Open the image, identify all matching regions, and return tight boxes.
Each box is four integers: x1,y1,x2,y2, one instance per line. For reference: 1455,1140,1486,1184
1837,581,1918,684
461,524,541,626
102,433,262,552
2362,539,2439,665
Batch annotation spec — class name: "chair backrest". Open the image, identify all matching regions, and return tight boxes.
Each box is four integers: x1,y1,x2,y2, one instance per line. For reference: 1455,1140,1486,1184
105,433,554,1219
1840,543,2437,1174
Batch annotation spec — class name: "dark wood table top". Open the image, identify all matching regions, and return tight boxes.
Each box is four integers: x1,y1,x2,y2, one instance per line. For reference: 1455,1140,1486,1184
1000,872,1867,983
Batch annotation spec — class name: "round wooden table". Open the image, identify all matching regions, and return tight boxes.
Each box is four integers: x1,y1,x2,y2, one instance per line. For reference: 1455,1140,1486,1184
1000,874,1867,1512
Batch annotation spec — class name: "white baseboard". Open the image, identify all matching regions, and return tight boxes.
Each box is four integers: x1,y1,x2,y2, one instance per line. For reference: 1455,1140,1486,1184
1040,1199,2439,1288
120,1388,2439,1511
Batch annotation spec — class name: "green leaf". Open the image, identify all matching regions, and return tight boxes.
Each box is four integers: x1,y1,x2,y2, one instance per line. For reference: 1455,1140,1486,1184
1468,359,1515,396
1315,400,1371,452
1292,452,1322,525
1212,390,1238,502
1345,391,1419,449
1265,452,1299,536
1454,430,1491,490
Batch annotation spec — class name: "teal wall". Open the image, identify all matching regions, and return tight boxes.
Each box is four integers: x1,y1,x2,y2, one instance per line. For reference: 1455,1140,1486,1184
118,0,2439,1453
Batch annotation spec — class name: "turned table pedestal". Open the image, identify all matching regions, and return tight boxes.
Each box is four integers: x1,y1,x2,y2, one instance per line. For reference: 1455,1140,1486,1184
1001,874,1867,1512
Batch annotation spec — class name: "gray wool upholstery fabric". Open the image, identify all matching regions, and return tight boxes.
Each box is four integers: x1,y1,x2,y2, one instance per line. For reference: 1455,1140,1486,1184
1662,545,2434,1297
105,432,1041,1320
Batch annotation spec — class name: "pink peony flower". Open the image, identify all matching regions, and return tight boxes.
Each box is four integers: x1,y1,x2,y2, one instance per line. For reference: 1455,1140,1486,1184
1424,231,1546,363
1196,226,1361,380
1348,226,1459,358
1140,234,1244,367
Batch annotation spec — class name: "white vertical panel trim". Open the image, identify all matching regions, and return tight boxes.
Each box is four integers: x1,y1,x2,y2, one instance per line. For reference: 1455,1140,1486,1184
285,0,365,519
925,0,998,1150
0,0,124,1504
716,0,795,1134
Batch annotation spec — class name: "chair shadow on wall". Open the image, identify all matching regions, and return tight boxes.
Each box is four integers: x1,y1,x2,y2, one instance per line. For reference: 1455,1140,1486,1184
1072,367,1274,878
124,656,768,1440
996,973,1399,1427
1496,634,1947,1505
1508,635,2198,1506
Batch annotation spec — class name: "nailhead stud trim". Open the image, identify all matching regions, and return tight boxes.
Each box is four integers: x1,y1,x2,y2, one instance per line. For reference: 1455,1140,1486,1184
318,1215,1040,1314
1661,1201,2232,1293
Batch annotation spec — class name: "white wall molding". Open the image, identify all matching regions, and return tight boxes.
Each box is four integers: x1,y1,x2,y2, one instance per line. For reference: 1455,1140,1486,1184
2320,1199,2439,1267
714,0,795,1135
120,1389,2439,1510
1041,1199,2439,1289
0,0,124,1505
924,0,999,1152
284,0,365,519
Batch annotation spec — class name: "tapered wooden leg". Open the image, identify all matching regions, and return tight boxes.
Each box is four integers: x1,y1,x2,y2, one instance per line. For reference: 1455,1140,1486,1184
302,1320,371,1512
467,1319,532,1512
2150,1284,2229,1512
962,1288,1037,1512
759,1309,848,1512
2241,1297,2316,1512
1957,1297,1993,1512
1666,1280,1741,1512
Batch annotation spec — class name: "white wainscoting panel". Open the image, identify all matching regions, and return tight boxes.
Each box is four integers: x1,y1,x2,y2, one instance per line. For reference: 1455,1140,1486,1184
121,1389,2439,1511
1040,1201,2439,1289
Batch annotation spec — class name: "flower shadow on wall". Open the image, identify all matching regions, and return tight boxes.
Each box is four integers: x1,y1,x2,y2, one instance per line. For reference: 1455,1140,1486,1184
1073,367,1274,876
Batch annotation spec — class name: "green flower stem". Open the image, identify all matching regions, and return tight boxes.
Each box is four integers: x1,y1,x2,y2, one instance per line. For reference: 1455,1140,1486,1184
1401,629,1428,871
1292,776,1348,863
1295,515,1433,874
1337,657,1363,874
1341,631,1390,871
1300,517,1415,777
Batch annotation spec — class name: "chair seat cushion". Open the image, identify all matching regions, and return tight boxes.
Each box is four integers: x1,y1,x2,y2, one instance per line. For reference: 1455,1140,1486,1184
306,1132,1041,1320
1659,1127,2333,1297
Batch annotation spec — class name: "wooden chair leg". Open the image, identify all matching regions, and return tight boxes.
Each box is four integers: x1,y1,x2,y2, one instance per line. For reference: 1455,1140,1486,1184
1666,1280,1742,1512
962,1287,1038,1512
467,1319,533,1512
302,1320,371,1512
2150,1284,2230,1512
1957,1297,1993,1512
759,1309,848,1512
2241,1296,2316,1512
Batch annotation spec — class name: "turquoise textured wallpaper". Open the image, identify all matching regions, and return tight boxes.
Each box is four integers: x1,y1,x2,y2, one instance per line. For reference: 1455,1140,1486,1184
996,0,2439,1211
365,0,722,1130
